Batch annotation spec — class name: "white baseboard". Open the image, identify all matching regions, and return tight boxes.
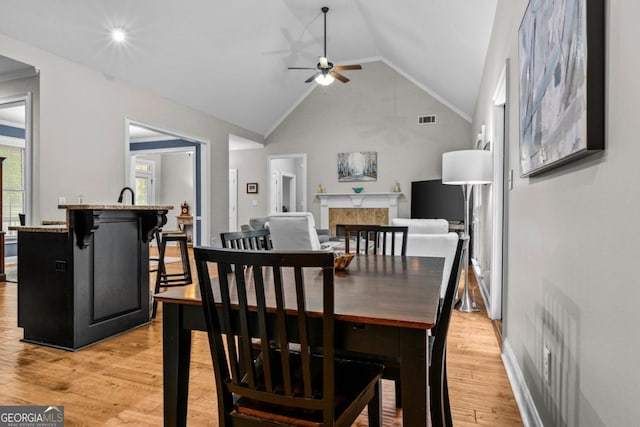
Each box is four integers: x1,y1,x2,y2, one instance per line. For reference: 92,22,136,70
502,339,543,427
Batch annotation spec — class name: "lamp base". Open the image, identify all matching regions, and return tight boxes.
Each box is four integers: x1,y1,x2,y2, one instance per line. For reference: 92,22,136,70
455,279,481,312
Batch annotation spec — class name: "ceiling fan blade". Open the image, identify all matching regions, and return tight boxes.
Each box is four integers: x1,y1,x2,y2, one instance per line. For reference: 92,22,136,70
330,71,350,83
305,72,321,83
333,64,362,71
288,67,316,70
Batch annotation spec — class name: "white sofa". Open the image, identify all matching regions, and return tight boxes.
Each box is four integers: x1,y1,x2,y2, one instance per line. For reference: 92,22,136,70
390,218,459,297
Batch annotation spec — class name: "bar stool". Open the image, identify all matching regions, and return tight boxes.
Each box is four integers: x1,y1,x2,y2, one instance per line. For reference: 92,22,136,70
152,230,192,319
149,228,162,272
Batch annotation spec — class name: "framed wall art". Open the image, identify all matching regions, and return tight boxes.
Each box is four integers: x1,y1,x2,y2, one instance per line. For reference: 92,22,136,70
518,0,604,177
337,151,377,182
246,182,258,194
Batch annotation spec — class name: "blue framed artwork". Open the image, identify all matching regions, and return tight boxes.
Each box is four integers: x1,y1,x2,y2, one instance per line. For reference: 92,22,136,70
518,0,604,177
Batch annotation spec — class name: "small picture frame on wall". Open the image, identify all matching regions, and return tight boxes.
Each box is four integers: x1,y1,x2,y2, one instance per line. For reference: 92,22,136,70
246,182,258,194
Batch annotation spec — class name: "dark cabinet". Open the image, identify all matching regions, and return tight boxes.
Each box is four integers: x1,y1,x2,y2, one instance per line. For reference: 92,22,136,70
17,206,168,350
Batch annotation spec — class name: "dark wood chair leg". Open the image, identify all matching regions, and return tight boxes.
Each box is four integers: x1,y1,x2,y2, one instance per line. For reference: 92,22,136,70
430,361,445,427
395,379,402,408
152,237,167,319
443,362,453,427
178,237,192,283
368,379,381,427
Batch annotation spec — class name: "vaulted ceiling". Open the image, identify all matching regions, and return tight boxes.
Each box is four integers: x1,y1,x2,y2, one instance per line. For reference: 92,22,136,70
0,0,497,136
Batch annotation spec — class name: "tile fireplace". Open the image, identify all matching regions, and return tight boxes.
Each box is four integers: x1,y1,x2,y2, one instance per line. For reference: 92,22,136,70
316,192,402,235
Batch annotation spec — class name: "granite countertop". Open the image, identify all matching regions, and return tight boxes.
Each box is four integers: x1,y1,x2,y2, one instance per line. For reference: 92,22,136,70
9,224,68,233
58,204,173,210
42,220,66,225
10,205,173,233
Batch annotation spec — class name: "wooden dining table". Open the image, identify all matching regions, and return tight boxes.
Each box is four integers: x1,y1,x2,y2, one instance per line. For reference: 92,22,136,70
155,254,445,426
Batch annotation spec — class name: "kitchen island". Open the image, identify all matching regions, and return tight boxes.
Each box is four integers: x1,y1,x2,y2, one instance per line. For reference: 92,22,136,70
13,204,171,350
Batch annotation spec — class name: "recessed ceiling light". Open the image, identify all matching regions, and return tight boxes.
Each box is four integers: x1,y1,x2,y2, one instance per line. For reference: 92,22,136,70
111,28,126,43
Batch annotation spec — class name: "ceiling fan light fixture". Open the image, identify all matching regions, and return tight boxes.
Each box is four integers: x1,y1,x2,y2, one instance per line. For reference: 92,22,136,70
315,74,334,86
287,6,361,85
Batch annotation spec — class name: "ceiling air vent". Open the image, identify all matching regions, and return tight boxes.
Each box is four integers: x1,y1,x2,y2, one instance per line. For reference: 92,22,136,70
418,115,436,124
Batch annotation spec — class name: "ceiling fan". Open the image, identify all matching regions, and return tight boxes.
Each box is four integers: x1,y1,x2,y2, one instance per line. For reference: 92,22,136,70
288,6,362,85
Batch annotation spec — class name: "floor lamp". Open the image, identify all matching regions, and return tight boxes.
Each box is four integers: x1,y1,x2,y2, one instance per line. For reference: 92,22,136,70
442,150,492,312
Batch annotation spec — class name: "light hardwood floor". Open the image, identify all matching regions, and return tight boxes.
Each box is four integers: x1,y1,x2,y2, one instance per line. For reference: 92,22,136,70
0,250,522,426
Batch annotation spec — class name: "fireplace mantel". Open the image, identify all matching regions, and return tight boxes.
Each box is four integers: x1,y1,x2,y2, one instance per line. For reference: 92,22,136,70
316,192,402,229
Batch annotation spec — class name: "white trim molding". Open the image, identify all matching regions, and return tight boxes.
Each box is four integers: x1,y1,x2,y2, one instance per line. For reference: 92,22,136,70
502,339,543,427
316,192,402,229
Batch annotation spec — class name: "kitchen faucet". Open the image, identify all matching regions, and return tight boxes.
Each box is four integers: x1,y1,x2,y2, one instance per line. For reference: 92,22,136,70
117,187,135,205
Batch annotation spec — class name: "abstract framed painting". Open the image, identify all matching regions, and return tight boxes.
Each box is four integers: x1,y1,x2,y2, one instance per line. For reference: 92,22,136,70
518,0,605,177
337,151,377,182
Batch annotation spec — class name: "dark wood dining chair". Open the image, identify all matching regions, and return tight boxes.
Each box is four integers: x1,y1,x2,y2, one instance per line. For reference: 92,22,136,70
219,229,272,275
220,228,273,251
341,224,408,406
342,224,408,256
194,247,383,427
430,236,465,427
337,233,462,418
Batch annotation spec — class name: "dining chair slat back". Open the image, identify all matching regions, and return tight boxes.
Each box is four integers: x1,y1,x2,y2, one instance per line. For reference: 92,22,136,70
194,247,383,426
220,229,272,251
378,225,408,256
342,225,408,256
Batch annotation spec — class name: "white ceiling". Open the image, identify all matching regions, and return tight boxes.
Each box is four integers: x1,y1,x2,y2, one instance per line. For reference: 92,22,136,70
0,0,497,136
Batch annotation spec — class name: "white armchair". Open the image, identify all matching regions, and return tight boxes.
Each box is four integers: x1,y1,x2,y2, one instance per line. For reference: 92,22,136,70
391,218,459,297
268,212,323,251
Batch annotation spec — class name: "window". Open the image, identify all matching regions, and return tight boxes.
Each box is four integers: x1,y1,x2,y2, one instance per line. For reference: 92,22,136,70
0,98,29,241
0,142,25,239
135,159,155,205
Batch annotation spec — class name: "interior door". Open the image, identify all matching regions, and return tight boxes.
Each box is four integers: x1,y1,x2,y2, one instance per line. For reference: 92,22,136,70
281,173,296,212
270,171,280,213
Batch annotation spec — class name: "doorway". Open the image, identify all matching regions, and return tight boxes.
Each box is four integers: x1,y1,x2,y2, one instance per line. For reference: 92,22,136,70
473,61,509,328
0,94,32,261
268,154,306,214
125,120,209,246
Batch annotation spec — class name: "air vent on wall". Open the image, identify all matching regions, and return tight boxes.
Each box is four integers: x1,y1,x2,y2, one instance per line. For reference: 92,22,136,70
418,115,436,124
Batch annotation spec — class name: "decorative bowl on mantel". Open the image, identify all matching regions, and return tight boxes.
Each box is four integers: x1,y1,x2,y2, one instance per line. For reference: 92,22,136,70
352,187,364,193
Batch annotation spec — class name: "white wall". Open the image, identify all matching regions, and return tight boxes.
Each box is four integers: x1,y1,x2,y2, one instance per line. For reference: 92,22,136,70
474,0,639,425
230,60,472,227
0,33,263,244
161,152,194,231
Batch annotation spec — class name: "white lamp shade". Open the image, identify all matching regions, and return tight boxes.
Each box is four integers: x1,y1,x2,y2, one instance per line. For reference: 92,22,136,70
442,150,492,185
